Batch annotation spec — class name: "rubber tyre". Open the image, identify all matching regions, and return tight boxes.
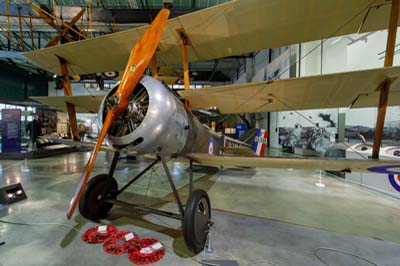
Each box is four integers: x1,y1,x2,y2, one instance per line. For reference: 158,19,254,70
183,189,211,253
79,174,118,220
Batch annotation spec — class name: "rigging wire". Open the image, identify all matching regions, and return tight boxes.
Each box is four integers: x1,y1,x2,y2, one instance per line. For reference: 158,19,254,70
275,0,379,80
246,0,382,159
269,94,370,159
0,218,79,232
247,261,279,266
313,247,380,266
235,0,380,115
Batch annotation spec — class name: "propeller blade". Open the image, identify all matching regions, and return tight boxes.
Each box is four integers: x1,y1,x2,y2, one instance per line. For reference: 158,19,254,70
66,8,170,219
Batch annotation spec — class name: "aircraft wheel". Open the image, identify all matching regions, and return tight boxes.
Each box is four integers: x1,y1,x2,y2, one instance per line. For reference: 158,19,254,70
79,174,118,220
183,189,211,253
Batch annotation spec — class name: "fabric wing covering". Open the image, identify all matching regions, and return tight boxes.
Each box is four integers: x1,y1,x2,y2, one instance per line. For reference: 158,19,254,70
31,95,103,113
186,153,399,173
179,66,400,114
23,0,398,76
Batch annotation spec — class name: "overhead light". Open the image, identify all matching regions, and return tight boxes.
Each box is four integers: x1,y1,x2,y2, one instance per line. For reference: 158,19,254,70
53,74,57,79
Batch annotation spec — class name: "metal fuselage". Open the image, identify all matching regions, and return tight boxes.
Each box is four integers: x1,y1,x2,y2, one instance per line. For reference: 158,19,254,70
98,76,221,156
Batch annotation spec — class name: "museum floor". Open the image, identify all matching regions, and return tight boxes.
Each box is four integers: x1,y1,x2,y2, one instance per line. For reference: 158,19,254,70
1,151,400,266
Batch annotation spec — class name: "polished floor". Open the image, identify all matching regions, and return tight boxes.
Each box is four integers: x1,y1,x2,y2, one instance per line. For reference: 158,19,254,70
0,151,400,266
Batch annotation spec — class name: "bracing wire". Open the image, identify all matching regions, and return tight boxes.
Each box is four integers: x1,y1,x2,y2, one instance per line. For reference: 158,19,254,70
247,261,279,266
313,247,380,266
235,0,380,114
0,218,79,232
275,0,379,80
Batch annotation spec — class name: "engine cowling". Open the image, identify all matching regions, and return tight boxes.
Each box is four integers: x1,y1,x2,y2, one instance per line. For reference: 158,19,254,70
98,76,213,155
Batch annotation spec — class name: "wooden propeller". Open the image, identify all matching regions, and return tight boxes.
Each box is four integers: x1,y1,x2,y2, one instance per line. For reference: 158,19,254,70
67,8,170,219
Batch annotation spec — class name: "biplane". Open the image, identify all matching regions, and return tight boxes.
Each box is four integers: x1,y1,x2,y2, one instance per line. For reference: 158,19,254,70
23,0,400,252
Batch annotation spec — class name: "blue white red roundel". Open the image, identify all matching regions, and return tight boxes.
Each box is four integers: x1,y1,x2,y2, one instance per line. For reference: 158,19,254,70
368,165,400,192
388,174,400,192
102,71,119,79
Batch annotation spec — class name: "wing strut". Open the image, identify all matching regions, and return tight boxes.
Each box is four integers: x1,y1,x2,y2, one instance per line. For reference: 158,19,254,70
58,57,80,141
177,28,192,110
150,54,159,78
372,0,400,159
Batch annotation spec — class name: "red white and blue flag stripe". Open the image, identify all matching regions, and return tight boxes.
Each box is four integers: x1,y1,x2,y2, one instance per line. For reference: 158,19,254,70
253,128,268,156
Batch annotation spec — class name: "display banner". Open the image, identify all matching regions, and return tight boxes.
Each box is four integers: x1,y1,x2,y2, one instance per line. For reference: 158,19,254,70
253,128,268,156
235,123,247,139
1,109,21,152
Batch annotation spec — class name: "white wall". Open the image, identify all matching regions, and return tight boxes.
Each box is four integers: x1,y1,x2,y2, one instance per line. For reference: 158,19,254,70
231,28,400,150
322,37,348,74
302,29,400,76
300,40,322,76
234,49,271,132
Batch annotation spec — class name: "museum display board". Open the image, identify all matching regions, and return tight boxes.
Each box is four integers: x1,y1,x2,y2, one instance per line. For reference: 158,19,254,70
1,109,21,152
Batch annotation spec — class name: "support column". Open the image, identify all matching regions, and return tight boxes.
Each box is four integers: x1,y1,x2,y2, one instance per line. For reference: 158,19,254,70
17,6,24,50
6,0,10,39
88,4,93,38
29,18,35,50
58,57,80,140
372,0,400,159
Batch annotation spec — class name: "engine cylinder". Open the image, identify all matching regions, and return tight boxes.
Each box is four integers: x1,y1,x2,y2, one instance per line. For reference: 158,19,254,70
99,76,191,155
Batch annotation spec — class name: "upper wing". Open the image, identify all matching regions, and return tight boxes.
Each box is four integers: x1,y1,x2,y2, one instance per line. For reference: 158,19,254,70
31,95,103,113
179,66,400,114
23,0,394,75
187,153,399,173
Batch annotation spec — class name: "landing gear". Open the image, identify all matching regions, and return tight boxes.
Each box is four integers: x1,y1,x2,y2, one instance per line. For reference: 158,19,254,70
183,189,211,252
79,174,118,220
79,151,120,220
79,151,213,253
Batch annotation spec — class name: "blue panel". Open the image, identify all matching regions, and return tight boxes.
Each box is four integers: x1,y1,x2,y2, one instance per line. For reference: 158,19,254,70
1,109,21,153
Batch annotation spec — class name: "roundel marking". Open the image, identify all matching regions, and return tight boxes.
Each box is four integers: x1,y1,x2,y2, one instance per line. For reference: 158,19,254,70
102,71,119,79
208,137,214,155
388,174,400,192
367,165,400,174
368,165,400,192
